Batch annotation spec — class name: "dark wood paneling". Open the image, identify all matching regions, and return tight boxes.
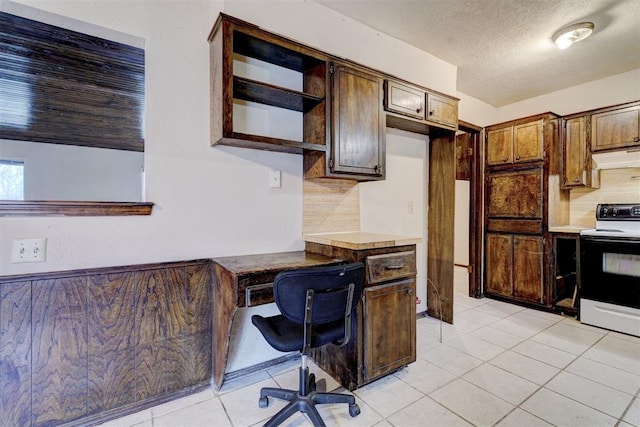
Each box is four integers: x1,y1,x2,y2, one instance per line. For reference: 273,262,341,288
135,341,166,401
87,272,136,352
0,281,32,427
87,347,135,414
0,259,213,426
427,134,456,323
455,133,472,180
31,277,87,426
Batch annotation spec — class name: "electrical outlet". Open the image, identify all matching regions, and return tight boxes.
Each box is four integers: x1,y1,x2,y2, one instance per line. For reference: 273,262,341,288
11,238,47,263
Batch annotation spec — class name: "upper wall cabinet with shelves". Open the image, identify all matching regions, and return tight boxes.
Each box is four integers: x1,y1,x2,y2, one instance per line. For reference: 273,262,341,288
207,14,458,182
208,14,329,154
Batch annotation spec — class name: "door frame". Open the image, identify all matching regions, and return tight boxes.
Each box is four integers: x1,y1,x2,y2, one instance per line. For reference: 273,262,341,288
458,120,483,298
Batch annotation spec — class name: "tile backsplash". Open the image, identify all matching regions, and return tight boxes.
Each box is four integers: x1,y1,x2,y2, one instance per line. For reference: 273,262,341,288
569,168,640,227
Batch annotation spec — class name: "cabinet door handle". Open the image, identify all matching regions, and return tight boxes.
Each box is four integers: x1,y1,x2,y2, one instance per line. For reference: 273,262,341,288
374,164,381,174
503,157,508,162
416,106,423,114
573,178,580,183
634,136,640,142
515,155,520,160
429,110,434,116
385,265,404,270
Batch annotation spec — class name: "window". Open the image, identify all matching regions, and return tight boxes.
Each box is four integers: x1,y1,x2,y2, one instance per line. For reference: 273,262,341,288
0,160,24,200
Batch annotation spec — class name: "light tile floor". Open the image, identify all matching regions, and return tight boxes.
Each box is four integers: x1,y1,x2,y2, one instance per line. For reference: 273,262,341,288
100,267,640,426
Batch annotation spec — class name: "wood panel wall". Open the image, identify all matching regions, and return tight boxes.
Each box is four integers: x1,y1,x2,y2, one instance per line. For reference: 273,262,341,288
427,133,456,323
0,259,212,427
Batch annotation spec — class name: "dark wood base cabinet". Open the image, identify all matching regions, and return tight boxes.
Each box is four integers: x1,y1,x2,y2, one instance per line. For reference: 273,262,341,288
0,259,212,427
305,242,416,391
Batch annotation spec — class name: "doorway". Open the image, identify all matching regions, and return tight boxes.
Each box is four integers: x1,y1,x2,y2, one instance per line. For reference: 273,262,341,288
455,121,483,299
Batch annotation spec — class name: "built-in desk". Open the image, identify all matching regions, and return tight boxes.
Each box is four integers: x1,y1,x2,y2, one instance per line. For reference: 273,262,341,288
211,251,343,389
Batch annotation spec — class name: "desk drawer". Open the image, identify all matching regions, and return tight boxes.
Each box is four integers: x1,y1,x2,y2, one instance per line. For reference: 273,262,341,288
246,283,274,307
366,251,416,284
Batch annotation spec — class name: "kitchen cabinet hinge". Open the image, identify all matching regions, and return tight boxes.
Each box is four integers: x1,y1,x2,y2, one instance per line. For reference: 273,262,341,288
329,64,334,74
467,147,473,156
329,158,334,169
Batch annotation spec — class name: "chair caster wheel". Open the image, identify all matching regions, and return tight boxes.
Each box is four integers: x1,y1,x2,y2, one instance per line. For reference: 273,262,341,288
258,396,269,408
349,403,360,417
308,373,316,392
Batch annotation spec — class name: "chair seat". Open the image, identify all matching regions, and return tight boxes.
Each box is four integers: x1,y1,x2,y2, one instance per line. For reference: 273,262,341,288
252,314,346,353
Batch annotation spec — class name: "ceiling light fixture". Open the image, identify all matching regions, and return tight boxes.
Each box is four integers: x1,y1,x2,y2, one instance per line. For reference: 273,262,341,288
552,22,594,49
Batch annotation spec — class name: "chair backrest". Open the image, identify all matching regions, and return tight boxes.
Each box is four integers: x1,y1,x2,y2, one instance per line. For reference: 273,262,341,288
274,262,365,326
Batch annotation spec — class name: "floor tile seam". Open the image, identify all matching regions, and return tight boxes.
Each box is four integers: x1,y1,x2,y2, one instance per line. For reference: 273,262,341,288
417,393,478,427
536,383,630,422
615,386,640,426
573,332,640,374
456,360,541,407
520,356,628,422
468,326,526,351
524,319,605,356
510,340,579,368
563,360,640,396
492,405,552,427
442,336,509,364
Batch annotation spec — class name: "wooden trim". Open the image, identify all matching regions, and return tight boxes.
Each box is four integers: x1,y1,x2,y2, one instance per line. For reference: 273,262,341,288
0,201,153,217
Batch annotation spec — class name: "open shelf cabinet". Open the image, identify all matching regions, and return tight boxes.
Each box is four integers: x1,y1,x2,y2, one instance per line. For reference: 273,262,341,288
209,14,330,154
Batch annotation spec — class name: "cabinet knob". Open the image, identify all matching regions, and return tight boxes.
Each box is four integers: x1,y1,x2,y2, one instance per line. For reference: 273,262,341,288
634,136,640,142
573,178,580,183
374,164,381,174
416,106,423,114
515,155,520,160
429,110,434,116
503,157,508,162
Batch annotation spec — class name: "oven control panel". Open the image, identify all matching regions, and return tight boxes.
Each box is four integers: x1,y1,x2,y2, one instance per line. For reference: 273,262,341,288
597,204,640,220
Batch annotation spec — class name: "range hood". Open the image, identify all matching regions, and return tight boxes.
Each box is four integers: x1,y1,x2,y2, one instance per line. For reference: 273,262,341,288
592,149,640,170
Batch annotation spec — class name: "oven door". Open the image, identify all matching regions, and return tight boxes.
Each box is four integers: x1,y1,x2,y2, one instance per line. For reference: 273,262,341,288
580,235,640,308
580,234,640,336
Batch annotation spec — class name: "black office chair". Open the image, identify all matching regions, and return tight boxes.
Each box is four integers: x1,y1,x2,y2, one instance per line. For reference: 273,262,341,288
251,262,365,427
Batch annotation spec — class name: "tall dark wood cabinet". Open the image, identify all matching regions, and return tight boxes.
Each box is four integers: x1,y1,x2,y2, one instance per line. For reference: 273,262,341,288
305,242,416,391
484,113,568,307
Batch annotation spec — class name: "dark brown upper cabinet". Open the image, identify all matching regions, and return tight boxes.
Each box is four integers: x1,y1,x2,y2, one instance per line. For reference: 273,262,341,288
486,119,544,166
591,102,640,152
426,92,458,129
329,64,385,179
305,63,386,181
208,14,329,154
384,80,425,120
383,79,458,133
560,115,599,189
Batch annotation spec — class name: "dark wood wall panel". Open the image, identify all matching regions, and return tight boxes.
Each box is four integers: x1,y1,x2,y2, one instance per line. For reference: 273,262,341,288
31,277,88,426
0,281,32,427
427,133,456,324
0,259,212,426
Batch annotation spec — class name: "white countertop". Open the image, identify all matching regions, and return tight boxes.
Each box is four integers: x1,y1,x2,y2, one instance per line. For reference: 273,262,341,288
548,225,590,234
303,232,422,250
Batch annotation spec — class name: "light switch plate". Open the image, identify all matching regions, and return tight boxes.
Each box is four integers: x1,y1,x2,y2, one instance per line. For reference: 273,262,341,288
11,238,47,263
269,170,281,188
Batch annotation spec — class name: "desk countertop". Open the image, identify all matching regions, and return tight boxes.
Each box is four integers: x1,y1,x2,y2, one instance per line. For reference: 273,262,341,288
303,232,422,250
548,225,590,234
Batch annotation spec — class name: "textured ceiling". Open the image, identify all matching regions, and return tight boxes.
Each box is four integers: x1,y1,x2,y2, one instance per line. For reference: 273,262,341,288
313,0,640,107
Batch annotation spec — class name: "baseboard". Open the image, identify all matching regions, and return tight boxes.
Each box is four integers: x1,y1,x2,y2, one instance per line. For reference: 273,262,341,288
224,353,300,383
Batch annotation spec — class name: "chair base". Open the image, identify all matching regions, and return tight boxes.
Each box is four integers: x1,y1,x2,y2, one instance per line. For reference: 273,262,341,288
258,368,360,427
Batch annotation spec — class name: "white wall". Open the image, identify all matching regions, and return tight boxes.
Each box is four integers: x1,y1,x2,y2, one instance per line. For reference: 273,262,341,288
359,128,428,312
496,68,640,123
